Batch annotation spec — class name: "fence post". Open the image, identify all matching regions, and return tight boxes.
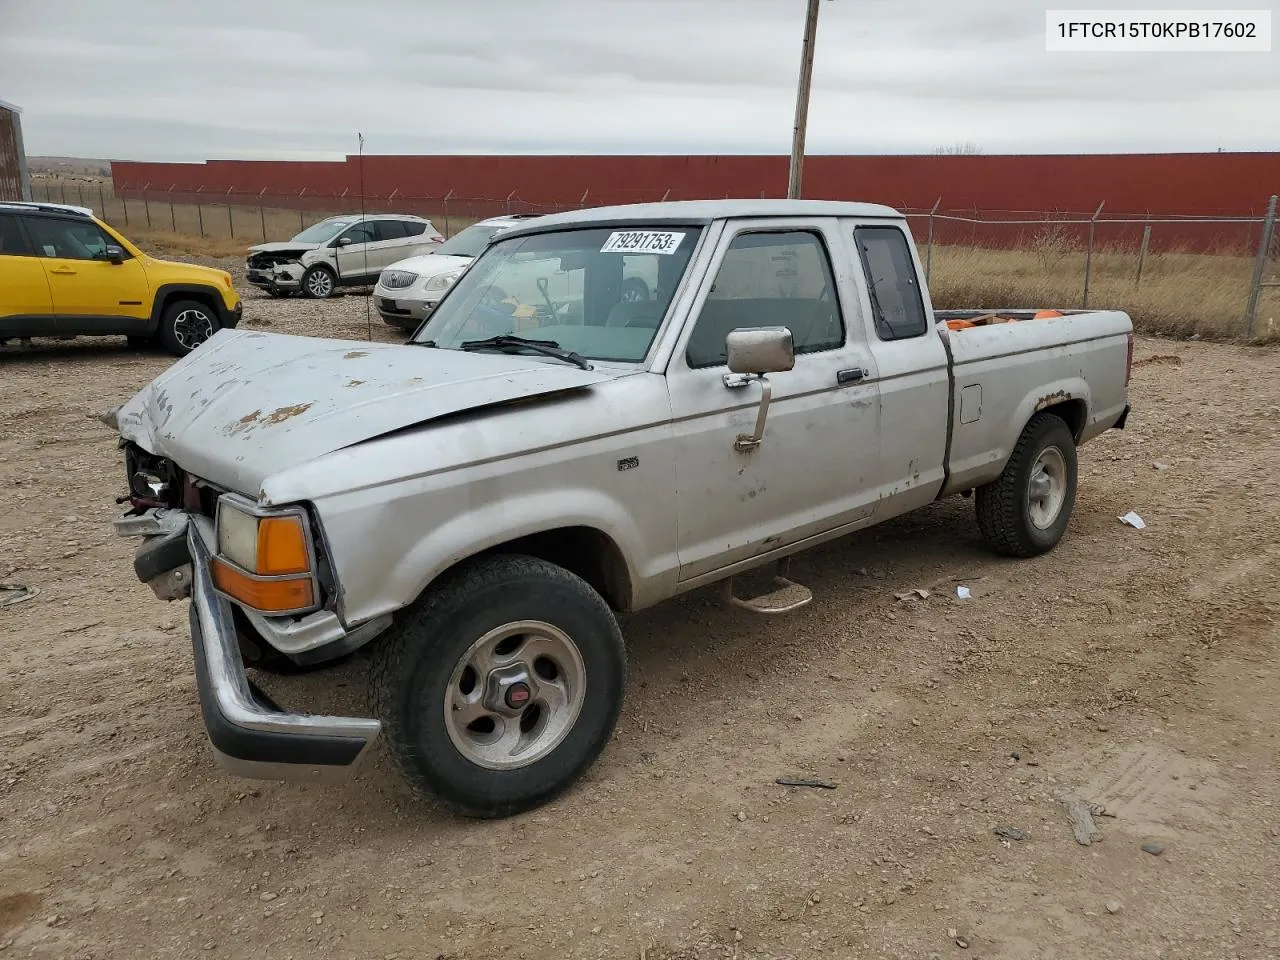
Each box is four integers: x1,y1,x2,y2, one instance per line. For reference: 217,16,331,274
1082,200,1105,308
121,191,129,226
169,185,177,232
196,187,205,236
97,183,106,219
442,189,453,238
60,182,67,204
226,188,235,237
580,189,589,209
258,187,268,241
298,189,306,232
1135,224,1151,289
506,190,516,214
77,183,85,207
1244,194,1278,339
143,182,152,228
660,188,671,202
925,196,942,283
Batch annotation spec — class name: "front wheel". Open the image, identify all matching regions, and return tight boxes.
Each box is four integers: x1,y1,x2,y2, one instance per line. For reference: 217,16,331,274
975,412,1078,557
158,300,219,357
370,555,625,818
301,265,336,299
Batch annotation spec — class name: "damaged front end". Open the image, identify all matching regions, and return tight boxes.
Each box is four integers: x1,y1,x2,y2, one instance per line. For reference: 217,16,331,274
245,249,309,294
109,440,384,781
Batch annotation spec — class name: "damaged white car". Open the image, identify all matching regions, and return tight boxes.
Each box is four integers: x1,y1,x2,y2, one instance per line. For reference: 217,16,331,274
245,214,444,299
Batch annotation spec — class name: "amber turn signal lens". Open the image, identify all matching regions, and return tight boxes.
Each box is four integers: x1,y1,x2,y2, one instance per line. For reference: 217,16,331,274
256,515,311,576
211,558,314,613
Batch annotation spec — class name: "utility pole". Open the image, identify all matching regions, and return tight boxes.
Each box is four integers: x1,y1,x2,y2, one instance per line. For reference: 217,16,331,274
787,0,822,199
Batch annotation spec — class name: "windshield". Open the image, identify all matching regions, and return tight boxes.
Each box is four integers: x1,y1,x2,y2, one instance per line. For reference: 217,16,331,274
434,222,504,258
291,217,356,244
414,225,702,363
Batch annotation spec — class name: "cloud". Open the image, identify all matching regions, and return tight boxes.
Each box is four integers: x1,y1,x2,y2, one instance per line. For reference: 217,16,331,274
3,0,1276,160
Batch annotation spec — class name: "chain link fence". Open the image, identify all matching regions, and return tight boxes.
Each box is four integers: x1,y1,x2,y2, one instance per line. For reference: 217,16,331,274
27,179,1280,341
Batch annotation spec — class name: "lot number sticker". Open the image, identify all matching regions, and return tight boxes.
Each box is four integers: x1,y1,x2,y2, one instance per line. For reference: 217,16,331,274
601,231,685,255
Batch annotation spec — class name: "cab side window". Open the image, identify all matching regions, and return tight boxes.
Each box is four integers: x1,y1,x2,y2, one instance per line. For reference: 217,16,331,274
686,230,844,369
854,226,928,341
0,215,32,256
24,217,118,261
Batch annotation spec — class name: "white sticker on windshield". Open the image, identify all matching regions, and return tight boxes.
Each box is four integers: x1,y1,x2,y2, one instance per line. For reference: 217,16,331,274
600,230,685,255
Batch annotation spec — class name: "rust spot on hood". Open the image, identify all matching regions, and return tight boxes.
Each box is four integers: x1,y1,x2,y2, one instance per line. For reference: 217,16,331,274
343,350,369,359
224,409,263,435
261,403,314,425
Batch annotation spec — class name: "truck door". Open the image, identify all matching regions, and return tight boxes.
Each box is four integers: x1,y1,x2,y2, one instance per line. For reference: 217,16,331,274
851,223,951,516
666,220,882,582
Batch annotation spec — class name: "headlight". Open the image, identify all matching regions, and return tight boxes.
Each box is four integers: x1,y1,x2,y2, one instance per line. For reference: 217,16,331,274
380,269,419,290
424,269,462,292
212,497,317,614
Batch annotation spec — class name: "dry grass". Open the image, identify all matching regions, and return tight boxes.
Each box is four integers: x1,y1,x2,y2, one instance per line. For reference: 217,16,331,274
127,231,251,259
928,244,1278,343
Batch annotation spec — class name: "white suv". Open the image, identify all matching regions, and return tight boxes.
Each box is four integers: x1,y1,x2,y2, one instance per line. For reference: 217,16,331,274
373,214,541,329
246,214,445,299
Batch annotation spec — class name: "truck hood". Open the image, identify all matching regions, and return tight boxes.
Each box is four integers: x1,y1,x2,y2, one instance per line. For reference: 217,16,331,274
246,241,323,256
115,329,625,496
384,252,471,277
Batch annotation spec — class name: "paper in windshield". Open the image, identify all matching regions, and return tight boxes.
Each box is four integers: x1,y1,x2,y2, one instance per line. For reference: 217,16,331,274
600,231,685,255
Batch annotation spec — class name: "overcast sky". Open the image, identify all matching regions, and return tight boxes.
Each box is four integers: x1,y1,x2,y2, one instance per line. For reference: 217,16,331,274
2,0,1277,160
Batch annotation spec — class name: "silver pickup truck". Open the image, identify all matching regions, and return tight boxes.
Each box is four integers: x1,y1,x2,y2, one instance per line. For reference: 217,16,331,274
108,200,1133,818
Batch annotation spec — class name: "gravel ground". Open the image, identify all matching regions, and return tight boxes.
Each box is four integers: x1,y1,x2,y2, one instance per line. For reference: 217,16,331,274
2,259,1279,959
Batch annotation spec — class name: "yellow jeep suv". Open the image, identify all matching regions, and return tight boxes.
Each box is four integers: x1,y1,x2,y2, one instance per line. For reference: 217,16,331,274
0,201,242,356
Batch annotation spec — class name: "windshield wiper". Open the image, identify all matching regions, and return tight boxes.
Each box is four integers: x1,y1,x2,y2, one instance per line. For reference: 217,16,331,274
458,335,593,371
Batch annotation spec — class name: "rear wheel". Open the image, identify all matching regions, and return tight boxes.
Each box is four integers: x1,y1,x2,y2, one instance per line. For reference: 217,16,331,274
371,554,626,818
975,413,1078,557
158,300,219,357
302,265,336,299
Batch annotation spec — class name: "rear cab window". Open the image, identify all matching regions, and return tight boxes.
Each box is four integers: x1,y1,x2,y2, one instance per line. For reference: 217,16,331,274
854,226,928,341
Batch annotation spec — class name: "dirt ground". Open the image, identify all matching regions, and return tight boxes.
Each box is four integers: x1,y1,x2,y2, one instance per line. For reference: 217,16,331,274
2,260,1278,960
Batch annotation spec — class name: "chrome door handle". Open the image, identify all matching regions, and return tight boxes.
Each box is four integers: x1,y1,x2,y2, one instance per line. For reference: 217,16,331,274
836,367,866,385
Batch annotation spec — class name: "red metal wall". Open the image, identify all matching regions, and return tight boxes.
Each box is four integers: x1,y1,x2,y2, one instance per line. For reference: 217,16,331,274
111,152,1279,216
109,152,1278,251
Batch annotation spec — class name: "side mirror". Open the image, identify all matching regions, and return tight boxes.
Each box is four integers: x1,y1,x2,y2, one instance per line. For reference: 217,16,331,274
97,244,127,264
722,326,794,452
726,326,795,375
337,237,353,247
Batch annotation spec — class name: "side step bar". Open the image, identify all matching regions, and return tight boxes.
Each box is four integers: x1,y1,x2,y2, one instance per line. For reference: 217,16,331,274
721,558,814,615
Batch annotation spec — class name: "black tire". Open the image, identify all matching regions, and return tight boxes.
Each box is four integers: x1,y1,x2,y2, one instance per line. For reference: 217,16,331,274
621,277,650,303
975,412,1078,558
157,299,219,357
301,265,337,299
370,554,626,818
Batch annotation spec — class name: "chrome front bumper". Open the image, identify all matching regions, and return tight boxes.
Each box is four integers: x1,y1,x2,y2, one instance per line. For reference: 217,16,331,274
185,524,381,782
